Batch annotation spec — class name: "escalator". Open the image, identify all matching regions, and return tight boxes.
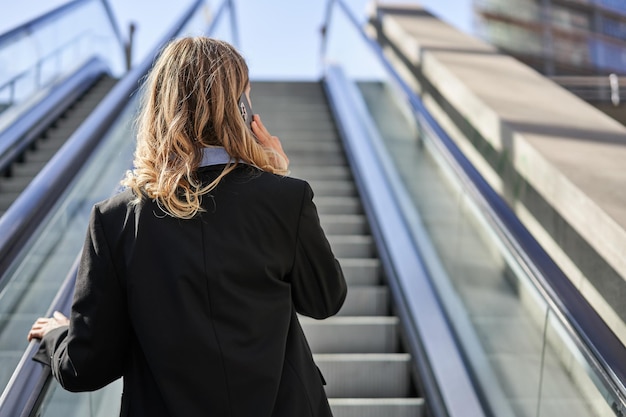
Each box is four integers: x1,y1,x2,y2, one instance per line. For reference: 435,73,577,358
0,0,126,220
2,80,429,417
0,74,117,215
253,81,423,416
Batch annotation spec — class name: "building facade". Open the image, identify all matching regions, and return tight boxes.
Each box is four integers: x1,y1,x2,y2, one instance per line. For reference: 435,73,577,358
474,0,626,76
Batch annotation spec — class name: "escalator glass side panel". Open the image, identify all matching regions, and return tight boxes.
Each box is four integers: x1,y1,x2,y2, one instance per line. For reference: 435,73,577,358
358,79,616,417
0,0,124,130
0,96,137,393
322,2,624,416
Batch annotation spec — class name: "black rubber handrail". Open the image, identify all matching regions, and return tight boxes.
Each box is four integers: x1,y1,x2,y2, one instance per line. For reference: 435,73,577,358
0,57,109,175
0,1,220,416
323,0,626,414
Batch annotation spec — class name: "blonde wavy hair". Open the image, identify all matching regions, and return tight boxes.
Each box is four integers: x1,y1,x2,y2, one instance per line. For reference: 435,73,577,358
122,37,288,219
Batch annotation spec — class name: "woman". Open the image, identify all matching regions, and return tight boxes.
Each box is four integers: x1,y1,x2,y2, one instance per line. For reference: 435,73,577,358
28,37,347,417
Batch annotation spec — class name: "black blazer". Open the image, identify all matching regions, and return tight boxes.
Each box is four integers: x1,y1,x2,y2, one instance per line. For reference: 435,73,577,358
35,164,347,417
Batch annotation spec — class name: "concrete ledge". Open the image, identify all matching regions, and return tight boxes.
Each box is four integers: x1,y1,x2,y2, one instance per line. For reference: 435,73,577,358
369,4,626,341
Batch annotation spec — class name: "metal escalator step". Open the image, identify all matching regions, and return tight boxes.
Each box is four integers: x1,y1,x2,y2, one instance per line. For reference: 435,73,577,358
273,131,340,142
329,398,425,417
321,215,368,235
315,353,412,398
23,149,60,163
251,86,326,97
38,129,72,141
287,152,347,166
35,140,68,153
59,109,101,120
257,112,335,127
338,258,381,286
0,193,20,211
10,161,48,177
284,141,344,154
327,235,375,258
0,176,32,193
266,110,333,125
262,119,338,132
301,316,398,353
337,286,389,316
290,166,352,181
308,181,357,197
45,123,85,138
314,197,362,215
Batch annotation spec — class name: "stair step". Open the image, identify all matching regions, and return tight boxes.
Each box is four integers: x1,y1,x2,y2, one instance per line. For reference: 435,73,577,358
315,197,362,215
288,152,347,166
0,193,19,211
316,353,412,398
24,149,59,163
328,235,375,258
284,141,344,154
0,176,32,193
268,120,338,133
337,286,389,316
339,258,381,286
42,131,74,142
273,130,340,142
290,166,352,181
309,181,357,197
301,316,398,353
329,398,425,417
11,162,48,177
321,215,368,235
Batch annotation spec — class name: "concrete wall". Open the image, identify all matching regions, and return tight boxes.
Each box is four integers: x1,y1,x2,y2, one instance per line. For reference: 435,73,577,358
368,4,626,346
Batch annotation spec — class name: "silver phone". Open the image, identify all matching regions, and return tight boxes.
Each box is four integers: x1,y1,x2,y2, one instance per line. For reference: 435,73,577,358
238,93,253,129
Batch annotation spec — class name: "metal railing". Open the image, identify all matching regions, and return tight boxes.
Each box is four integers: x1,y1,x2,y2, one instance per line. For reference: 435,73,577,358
474,0,626,75
322,0,626,416
0,0,124,123
551,74,622,104
0,30,93,111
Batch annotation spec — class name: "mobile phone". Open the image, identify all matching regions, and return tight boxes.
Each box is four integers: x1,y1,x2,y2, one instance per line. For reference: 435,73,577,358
238,93,253,129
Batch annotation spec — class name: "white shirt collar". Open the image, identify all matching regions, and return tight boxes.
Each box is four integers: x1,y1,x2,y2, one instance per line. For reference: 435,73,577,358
199,146,238,167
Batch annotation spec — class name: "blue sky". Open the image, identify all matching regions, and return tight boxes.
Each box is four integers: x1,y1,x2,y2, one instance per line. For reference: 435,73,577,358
0,0,474,79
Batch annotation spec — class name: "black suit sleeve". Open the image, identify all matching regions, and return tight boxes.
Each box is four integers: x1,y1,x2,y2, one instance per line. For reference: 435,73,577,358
289,182,347,319
35,205,130,392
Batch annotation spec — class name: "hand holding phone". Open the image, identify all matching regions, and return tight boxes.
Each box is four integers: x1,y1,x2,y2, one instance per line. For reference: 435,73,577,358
251,114,289,170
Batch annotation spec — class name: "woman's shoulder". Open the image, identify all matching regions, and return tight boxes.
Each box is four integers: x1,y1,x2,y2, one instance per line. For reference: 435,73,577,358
249,168,313,199
223,165,311,192
92,188,139,217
